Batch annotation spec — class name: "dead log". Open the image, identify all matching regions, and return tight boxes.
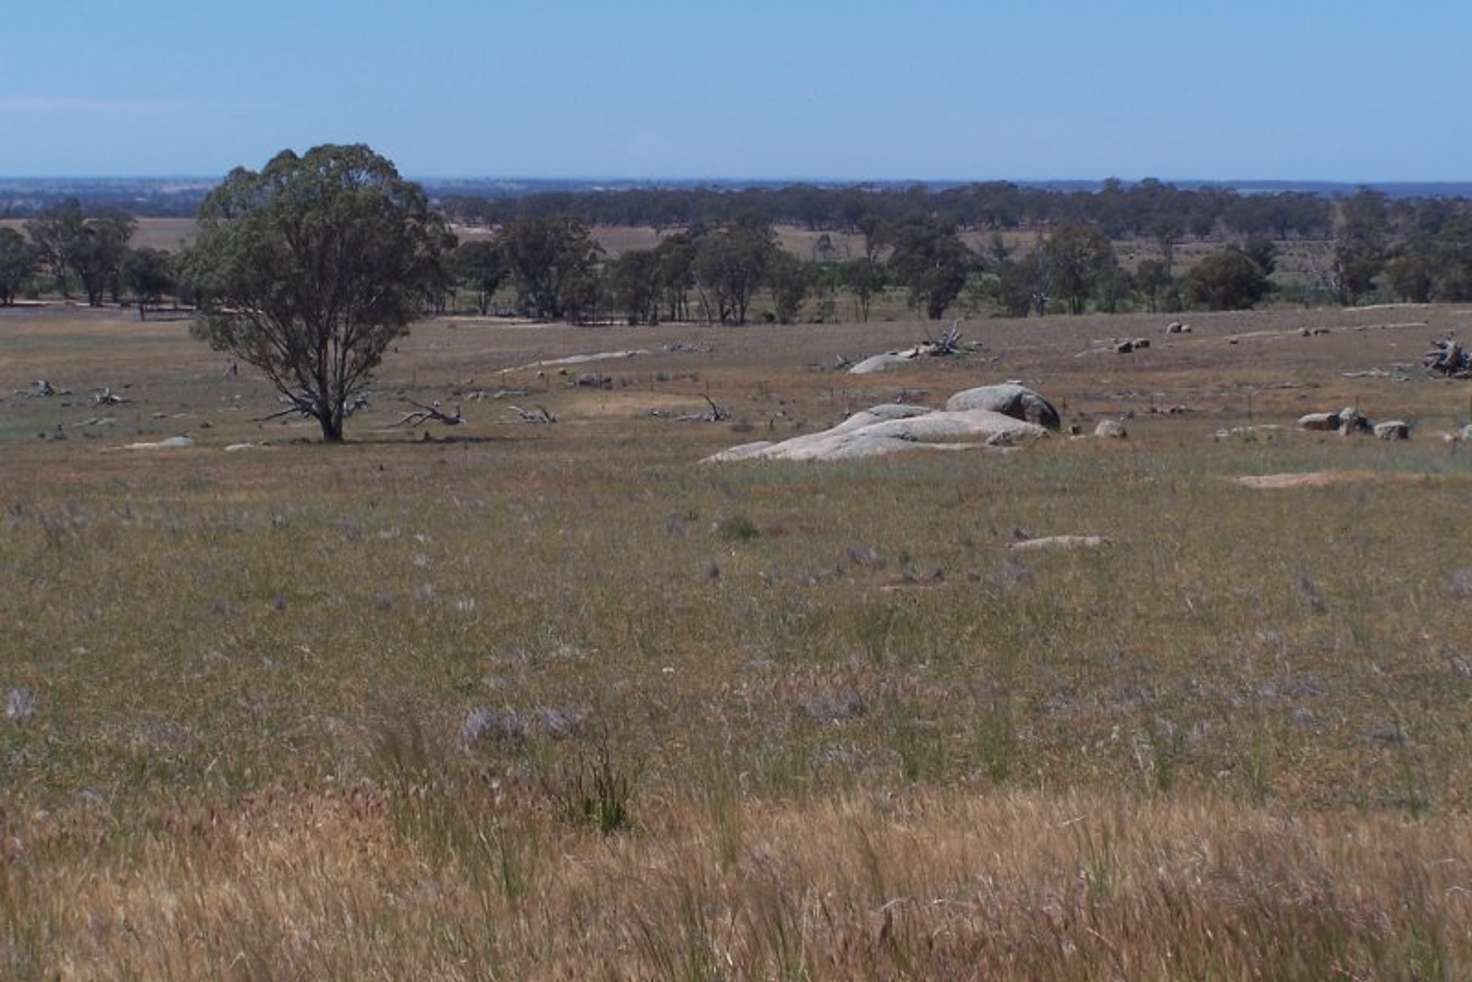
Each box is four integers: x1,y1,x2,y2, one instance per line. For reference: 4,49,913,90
1425,338,1472,377
394,399,464,427
508,405,556,423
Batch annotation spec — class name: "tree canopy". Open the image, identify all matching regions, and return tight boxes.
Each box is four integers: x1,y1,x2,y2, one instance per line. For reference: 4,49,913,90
186,144,453,442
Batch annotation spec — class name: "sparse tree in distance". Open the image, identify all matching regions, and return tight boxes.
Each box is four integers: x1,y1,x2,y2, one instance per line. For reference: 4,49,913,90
451,239,507,315
842,257,886,321
1384,252,1432,302
887,216,972,319
122,247,175,315
1134,258,1171,312
653,233,696,321
694,219,775,325
1184,246,1271,310
501,215,601,320
1044,223,1115,314
609,248,660,324
0,228,36,305
186,144,452,442
24,198,86,298
76,211,137,305
767,251,811,324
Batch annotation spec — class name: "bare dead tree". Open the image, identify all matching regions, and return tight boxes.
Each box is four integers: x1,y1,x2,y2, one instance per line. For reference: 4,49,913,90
1425,338,1472,377
924,320,964,356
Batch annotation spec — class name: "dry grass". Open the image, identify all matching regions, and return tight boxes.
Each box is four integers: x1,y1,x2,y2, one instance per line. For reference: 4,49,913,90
4,302,1472,976
4,787,1469,979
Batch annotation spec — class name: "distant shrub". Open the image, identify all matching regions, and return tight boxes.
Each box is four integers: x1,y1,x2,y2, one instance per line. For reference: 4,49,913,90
716,515,760,541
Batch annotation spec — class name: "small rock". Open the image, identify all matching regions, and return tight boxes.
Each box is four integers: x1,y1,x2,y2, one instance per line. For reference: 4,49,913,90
1337,407,1372,435
799,688,867,724
1094,419,1128,439
1364,724,1408,746
1373,420,1409,440
1297,412,1339,431
1132,338,1150,349
5,688,36,723
1114,340,1135,354
1008,535,1111,553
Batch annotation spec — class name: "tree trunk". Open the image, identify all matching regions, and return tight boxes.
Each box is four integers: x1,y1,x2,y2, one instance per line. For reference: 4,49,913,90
318,412,344,443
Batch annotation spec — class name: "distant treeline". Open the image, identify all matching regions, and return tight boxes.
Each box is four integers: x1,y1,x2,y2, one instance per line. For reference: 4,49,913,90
9,182,1472,322
440,180,1342,241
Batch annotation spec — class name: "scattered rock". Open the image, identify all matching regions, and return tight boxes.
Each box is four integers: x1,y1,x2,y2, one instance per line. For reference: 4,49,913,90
5,688,35,723
1364,724,1408,746
120,436,195,450
461,706,585,746
1007,535,1111,553
849,350,925,374
224,442,271,452
799,688,867,724
1094,419,1128,439
944,383,1062,430
704,401,1047,462
1165,321,1192,335
1115,340,1135,354
1336,407,1372,435
1214,425,1282,442
1297,412,1339,432
1133,338,1151,349
1373,420,1409,440
1232,471,1390,490
1297,408,1372,434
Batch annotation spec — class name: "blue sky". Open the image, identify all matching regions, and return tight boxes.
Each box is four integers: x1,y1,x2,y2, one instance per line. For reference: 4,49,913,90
1,0,1466,180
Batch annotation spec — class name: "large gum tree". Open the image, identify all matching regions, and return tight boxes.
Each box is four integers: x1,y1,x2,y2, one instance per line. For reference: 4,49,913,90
187,144,453,442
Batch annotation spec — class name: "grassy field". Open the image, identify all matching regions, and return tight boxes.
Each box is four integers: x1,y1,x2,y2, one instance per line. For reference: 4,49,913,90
3,302,1472,977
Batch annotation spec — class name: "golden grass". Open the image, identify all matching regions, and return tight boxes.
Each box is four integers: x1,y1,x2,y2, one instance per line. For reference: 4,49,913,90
4,786,1469,979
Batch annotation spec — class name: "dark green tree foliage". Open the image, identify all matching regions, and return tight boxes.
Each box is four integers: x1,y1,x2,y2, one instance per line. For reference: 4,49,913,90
1043,224,1115,315
1384,253,1431,302
501,215,601,320
767,251,811,324
994,258,1037,317
653,233,696,321
887,216,972,319
609,249,660,324
186,144,452,442
558,267,605,325
24,198,85,298
1134,258,1172,313
122,247,175,306
1332,188,1388,303
0,228,36,305
1184,247,1272,310
451,240,507,315
75,211,136,305
694,219,775,325
842,257,886,321
1241,237,1278,277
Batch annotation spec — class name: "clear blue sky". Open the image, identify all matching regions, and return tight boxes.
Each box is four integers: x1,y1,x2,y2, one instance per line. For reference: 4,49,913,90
2,0,1466,181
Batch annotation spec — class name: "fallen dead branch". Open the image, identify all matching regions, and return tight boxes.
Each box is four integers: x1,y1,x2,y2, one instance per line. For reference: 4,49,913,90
508,405,557,424
394,399,465,427
650,395,730,422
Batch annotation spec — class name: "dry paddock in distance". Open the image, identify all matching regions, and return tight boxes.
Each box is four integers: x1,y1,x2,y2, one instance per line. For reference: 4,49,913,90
3,301,1472,978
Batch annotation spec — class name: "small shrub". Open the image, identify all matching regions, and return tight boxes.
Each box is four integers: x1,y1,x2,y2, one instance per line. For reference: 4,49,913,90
716,515,760,542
